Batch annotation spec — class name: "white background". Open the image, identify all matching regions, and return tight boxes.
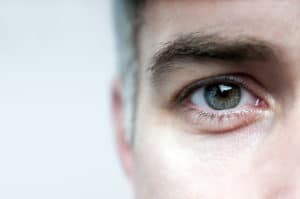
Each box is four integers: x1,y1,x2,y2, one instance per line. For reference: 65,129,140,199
0,0,132,198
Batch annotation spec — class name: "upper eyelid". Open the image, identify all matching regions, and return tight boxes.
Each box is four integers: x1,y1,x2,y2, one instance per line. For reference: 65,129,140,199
173,75,244,102
149,33,280,87
171,73,266,107
165,74,274,134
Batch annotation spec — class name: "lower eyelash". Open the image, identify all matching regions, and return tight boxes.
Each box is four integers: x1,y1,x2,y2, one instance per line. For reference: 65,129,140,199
170,74,275,133
181,105,268,133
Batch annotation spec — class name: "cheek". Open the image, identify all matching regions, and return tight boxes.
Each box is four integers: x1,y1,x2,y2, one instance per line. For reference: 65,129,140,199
133,114,272,199
134,129,204,199
134,129,243,199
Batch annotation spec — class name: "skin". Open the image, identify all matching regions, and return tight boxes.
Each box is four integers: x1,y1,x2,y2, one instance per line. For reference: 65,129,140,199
113,0,300,198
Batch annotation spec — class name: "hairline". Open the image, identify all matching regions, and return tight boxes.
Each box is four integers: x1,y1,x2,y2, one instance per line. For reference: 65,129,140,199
114,0,145,143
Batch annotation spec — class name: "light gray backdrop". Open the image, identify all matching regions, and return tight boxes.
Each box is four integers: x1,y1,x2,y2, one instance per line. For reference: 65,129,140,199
0,1,132,198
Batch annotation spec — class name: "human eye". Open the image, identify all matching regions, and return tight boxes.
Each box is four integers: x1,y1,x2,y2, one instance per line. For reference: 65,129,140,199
173,74,274,133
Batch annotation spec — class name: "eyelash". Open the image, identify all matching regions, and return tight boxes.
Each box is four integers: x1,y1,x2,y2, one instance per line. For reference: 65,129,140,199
171,74,272,133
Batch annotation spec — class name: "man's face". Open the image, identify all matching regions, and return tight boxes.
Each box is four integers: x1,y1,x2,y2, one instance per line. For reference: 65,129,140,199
126,1,300,198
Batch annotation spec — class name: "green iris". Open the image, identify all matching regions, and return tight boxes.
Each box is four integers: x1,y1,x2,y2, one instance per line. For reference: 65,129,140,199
204,83,241,110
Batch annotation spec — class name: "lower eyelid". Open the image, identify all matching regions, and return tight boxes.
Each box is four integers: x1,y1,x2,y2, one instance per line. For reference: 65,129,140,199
171,74,275,133
180,105,271,134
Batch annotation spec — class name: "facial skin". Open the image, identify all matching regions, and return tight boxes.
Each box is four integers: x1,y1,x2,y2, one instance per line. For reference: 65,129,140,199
113,0,300,198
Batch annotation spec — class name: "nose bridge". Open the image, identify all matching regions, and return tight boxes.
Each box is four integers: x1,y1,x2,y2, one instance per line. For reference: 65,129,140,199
253,104,300,198
278,98,300,161
275,110,300,163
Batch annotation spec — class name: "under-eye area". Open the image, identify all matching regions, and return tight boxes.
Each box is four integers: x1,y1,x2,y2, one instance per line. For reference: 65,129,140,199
171,74,273,134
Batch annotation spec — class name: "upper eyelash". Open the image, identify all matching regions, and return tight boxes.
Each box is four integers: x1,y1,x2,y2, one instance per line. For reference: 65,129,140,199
167,73,273,133
172,74,251,106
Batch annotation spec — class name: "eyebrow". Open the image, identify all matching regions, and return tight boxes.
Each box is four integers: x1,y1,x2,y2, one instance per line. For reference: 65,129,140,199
149,33,279,83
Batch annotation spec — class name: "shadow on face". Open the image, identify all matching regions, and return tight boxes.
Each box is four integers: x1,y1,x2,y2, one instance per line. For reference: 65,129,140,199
114,1,300,198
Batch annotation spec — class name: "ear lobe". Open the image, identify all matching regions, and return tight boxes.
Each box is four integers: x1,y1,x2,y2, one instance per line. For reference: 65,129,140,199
111,79,134,180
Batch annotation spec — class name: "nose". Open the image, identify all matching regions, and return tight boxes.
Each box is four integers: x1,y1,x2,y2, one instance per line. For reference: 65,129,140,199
253,108,300,198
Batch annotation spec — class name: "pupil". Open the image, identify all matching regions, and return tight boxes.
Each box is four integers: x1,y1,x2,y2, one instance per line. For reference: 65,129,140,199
204,83,241,110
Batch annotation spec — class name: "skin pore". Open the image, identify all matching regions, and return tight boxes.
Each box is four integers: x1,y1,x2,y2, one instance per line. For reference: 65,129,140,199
113,0,300,198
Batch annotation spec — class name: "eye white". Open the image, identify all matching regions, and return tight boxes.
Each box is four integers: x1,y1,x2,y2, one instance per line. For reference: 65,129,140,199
190,85,258,111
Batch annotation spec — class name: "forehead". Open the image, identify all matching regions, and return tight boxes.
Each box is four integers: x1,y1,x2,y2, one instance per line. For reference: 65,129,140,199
138,0,300,68
141,0,297,31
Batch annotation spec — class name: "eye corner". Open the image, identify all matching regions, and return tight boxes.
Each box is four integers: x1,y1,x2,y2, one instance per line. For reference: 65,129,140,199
170,73,274,133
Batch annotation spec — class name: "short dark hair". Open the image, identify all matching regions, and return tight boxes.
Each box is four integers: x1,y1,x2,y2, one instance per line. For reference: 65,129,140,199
114,0,144,71
113,0,145,142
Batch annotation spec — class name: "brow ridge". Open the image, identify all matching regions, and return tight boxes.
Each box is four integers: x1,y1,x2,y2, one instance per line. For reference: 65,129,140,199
149,33,278,83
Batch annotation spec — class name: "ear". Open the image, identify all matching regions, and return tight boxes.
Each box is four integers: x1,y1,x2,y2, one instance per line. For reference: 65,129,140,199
111,78,134,181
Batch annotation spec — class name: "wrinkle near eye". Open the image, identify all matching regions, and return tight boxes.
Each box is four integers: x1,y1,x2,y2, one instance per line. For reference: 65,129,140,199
172,74,271,133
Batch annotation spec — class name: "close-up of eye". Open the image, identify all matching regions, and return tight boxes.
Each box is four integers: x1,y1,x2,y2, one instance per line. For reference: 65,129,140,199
190,82,258,111
175,75,273,133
